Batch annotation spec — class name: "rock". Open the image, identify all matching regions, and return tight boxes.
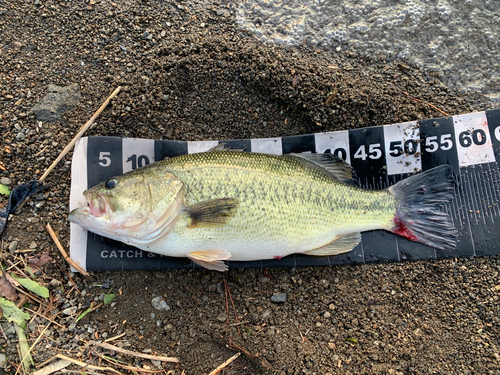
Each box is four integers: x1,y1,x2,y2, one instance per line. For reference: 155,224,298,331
8,241,18,254
217,312,227,322
261,309,271,319
0,177,11,186
324,311,331,319
16,132,25,141
271,293,286,303
31,83,82,122
0,353,7,367
208,284,217,292
63,306,77,316
101,282,110,289
151,296,170,311
29,241,37,249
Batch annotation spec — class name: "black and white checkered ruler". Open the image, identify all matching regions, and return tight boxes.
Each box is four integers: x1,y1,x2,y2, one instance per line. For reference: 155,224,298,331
70,109,500,271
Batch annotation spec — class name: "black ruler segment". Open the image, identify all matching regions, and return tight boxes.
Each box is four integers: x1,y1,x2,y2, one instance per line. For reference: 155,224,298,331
348,127,387,182
86,137,123,188
487,108,500,164
282,134,315,154
154,140,188,161
419,116,459,173
70,109,500,271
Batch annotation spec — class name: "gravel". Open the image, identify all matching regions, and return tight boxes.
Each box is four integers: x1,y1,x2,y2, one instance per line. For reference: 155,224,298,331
0,0,498,374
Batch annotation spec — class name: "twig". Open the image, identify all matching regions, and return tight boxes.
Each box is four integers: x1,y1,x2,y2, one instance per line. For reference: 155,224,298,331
224,278,240,334
92,341,179,363
228,337,258,358
401,91,450,116
104,332,126,343
91,349,165,374
35,354,120,373
40,86,121,182
46,223,89,276
23,306,65,329
229,321,250,327
207,352,241,375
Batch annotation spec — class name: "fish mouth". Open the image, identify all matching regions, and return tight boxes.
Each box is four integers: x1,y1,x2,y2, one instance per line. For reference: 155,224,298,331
78,190,110,218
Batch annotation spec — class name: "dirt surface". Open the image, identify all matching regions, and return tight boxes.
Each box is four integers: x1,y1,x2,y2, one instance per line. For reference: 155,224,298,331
1,0,499,374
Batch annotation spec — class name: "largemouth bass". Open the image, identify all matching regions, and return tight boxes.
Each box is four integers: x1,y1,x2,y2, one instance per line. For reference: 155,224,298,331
68,148,457,271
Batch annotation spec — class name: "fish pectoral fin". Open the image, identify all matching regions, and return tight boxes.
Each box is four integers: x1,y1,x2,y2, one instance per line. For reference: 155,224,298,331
188,250,231,272
304,232,361,256
186,198,239,228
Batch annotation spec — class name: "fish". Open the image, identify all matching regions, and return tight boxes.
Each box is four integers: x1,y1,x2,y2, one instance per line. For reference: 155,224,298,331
68,147,458,271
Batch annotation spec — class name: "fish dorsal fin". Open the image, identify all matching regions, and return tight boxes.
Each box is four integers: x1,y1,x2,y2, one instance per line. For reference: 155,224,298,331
207,143,244,152
185,198,239,228
304,232,361,256
284,153,358,186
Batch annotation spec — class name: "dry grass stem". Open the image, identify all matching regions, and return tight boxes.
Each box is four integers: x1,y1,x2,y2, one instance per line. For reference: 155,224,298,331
36,354,121,374
93,341,179,363
46,223,89,276
207,352,241,375
103,332,126,343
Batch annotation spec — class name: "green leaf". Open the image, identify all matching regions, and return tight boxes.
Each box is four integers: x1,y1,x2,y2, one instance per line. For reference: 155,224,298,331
75,306,92,323
0,184,9,196
11,274,49,298
345,337,358,344
0,297,30,329
14,322,34,371
104,293,116,305
25,266,37,280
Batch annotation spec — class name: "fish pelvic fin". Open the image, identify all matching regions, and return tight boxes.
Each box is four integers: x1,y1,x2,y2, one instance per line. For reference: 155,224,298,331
304,232,361,256
188,250,231,271
388,165,458,250
185,198,239,228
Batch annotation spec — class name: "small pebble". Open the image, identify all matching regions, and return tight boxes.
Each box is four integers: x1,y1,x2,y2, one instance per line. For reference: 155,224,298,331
217,312,227,322
9,241,18,254
0,177,11,185
324,311,331,319
271,293,286,303
151,296,170,311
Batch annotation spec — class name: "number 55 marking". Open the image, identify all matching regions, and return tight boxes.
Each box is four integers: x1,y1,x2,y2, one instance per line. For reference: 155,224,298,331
99,152,111,167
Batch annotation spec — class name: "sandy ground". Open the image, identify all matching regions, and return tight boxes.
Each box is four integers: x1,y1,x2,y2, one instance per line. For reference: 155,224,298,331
0,0,499,374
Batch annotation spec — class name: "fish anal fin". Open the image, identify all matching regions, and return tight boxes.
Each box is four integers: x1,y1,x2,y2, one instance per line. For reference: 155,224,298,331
186,198,239,228
188,250,231,271
304,232,361,256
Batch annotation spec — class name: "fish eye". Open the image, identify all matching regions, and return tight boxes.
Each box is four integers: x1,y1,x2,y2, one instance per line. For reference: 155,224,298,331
105,178,117,189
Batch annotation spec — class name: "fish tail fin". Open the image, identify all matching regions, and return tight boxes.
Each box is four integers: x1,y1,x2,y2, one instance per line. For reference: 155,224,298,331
388,165,458,250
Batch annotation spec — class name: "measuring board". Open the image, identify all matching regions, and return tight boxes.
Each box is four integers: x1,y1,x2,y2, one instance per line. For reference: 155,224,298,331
69,109,500,271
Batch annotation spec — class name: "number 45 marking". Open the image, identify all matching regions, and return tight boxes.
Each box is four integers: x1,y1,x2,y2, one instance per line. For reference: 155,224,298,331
354,143,382,161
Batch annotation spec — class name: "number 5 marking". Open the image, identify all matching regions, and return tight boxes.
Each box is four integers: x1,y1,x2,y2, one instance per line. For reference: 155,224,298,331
99,152,111,167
